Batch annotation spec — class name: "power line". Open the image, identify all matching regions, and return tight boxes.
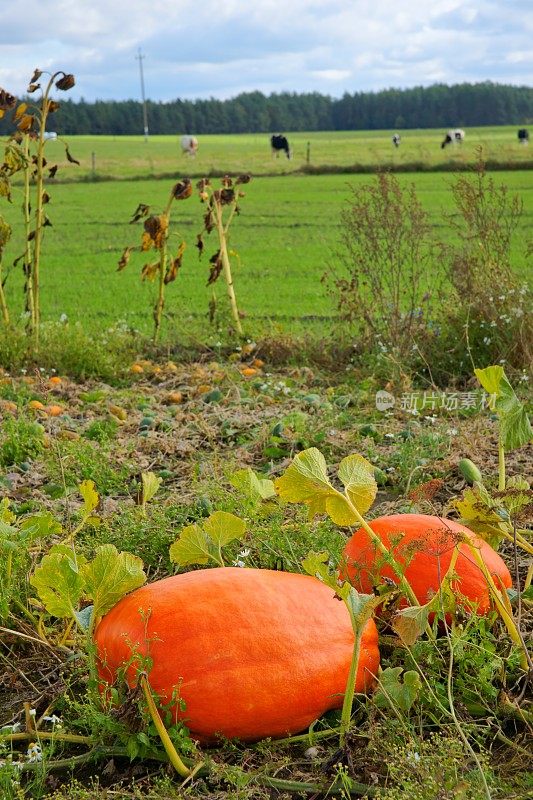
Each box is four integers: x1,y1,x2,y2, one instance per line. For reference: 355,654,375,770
135,47,149,142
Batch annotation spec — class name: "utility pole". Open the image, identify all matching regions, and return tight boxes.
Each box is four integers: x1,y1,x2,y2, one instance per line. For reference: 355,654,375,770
135,47,149,142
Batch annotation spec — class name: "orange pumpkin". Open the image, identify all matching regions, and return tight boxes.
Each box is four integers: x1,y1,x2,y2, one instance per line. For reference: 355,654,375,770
94,568,379,743
45,404,63,416
341,514,512,615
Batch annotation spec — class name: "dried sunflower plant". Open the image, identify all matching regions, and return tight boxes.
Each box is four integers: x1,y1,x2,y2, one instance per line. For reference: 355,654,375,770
0,70,78,340
118,179,192,341
195,174,251,335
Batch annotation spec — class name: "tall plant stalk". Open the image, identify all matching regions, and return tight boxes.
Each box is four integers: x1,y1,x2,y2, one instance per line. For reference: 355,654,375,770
213,197,243,334
0,68,77,341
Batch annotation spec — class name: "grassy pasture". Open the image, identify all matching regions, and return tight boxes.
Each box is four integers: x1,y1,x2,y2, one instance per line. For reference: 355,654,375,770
33,126,533,181
1,168,532,339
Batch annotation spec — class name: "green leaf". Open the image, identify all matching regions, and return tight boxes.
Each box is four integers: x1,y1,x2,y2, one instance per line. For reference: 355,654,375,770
230,467,276,502
474,365,504,396
275,448,377,525
475,366,532,451
275,447,354,522
30,546,86,619
141,472,162,505
0,499,16,525
275,448,334,517
74,604,94,631
20,512,63,539
344,588,383,630
202,511,246,546
502,476,532,517
169,523,214,567
453,486,506,548
302,551,340,593
392,584,455,645
374,667,422,713
79,480,99,514
82,544,146,620
337,454,377,516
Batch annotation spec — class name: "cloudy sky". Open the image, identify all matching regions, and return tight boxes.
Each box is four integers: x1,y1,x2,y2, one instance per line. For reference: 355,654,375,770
1,0,532,103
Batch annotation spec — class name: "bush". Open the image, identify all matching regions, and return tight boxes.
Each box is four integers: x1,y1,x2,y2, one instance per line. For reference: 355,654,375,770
327,172,444,377
444,158,532,372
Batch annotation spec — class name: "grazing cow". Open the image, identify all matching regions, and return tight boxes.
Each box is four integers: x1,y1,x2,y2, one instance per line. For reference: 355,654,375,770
518,128,529,145
271,134,291,159
441,129,465,149
180,135,199,156
392,133,401,148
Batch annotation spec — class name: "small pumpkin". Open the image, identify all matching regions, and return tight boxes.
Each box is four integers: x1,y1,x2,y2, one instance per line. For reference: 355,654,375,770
94,568,379,743
45,404,63,417
341,514,511,615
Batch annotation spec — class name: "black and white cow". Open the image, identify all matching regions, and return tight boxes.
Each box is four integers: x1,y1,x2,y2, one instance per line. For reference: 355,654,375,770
180,135,199,156
392,133,401,148
441,129,465,149
270,134,291,159
518,128,529,145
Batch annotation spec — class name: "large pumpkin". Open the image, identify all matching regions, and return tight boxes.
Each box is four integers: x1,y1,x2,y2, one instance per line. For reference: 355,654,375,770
341,514,512,615
94,567,380,743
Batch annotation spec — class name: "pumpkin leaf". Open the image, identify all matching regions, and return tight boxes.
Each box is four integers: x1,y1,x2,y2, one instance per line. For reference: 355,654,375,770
374,667,422,713
82,544,146,621
475,366,532,451
275,448,334,517
230,467,276,502
392,583,456,646
344,588,383,630
203,511,246,546
275,448,353,524
79,480,99,515
169,523,215,567
453,486,506,548
30,545,86,619
141,471,162,506
337,454,377,517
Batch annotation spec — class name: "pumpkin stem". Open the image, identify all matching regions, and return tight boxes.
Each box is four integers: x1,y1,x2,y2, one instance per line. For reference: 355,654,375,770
498,436,506,491
464,543,530,671
139,673,192,778
339,626,363,746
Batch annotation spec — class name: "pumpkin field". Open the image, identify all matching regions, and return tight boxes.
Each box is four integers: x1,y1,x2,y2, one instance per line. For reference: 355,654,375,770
0,122,532,800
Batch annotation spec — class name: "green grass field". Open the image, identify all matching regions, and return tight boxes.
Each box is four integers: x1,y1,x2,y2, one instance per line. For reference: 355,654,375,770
26,126,533,181
1,129,532,340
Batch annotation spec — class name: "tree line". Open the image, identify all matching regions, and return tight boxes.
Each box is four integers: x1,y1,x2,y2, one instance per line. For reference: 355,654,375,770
1,81,532,136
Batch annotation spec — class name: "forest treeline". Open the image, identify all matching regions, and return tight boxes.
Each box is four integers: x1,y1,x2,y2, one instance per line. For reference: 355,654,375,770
1,81,532,136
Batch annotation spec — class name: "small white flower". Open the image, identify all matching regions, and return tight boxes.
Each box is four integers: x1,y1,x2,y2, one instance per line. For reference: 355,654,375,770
483,337,491,345
59,313,68,324
233,559,246,568
447,428,458,436
26,743,42,763
42,714,62,728
238,549,251,558
384,433,394,439
29,709,37,717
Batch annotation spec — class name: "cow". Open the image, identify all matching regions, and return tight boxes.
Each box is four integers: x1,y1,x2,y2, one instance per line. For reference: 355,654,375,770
180,135,198,157
392,133,401,148
441,129,465,149
271,134,291,159
518,128,529,145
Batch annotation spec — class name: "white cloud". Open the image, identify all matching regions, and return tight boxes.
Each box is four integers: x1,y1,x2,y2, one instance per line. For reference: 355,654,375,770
0,0,531,102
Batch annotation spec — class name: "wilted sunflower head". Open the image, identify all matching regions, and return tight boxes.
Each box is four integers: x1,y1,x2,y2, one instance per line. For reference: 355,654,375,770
55,73,75,91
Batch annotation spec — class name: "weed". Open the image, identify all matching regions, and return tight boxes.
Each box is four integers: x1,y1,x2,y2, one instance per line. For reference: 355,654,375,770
0,69,77,340
119,180,191,341
327,172,444,377
0,416,45,466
